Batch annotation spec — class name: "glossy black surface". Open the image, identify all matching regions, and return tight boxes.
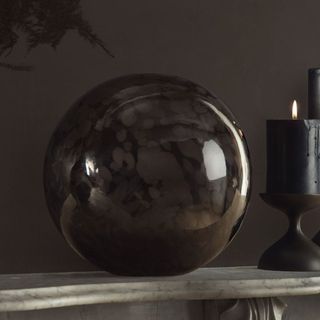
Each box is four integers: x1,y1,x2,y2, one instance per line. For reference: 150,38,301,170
44,74,251,276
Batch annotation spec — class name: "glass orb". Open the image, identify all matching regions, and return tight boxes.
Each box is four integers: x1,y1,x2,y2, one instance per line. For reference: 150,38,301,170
44,74,251,276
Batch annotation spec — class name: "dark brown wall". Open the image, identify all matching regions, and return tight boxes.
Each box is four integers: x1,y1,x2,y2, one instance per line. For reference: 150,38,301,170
0,0,319,275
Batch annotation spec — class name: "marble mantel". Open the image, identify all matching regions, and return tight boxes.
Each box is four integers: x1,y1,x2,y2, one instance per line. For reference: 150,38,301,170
0,267,320,319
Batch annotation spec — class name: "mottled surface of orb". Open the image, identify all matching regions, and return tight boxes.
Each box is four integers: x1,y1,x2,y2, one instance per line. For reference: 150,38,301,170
44,74,251,276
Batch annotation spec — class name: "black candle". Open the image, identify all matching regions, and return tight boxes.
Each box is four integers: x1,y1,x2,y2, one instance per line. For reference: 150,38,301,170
266,68,320,194
266,119,320,194
308,68,320,119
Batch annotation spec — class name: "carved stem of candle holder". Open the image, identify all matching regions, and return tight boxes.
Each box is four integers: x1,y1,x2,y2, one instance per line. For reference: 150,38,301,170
258,193,320,271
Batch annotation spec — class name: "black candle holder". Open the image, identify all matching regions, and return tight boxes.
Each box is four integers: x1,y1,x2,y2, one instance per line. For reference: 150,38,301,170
258,193,320,271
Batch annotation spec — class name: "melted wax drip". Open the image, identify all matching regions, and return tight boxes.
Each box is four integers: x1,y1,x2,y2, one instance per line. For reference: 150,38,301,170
305,121,320,185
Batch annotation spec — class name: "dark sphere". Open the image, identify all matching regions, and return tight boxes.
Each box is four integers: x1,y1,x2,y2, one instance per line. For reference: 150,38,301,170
44,74,251,276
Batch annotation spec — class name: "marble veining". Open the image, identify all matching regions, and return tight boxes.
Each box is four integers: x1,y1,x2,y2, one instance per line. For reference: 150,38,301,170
0,267,320,312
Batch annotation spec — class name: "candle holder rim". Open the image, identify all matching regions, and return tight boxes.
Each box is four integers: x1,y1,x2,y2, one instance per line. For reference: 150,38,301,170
259,193,320,214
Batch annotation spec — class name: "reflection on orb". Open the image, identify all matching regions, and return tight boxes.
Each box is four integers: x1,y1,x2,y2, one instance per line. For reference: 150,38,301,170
85,158,96,177
202,140,226,181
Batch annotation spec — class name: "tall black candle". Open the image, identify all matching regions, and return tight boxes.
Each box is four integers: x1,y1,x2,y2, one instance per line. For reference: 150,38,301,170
309,68,320,119
266,119,320,194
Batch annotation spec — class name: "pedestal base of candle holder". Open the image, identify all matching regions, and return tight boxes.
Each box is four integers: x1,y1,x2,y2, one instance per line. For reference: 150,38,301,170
258,193,320,271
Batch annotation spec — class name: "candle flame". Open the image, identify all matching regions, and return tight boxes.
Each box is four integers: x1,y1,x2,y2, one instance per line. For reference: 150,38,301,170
292,100,298,120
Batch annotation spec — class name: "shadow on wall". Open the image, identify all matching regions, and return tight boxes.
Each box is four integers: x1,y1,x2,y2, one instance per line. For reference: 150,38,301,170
0,0,113,71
